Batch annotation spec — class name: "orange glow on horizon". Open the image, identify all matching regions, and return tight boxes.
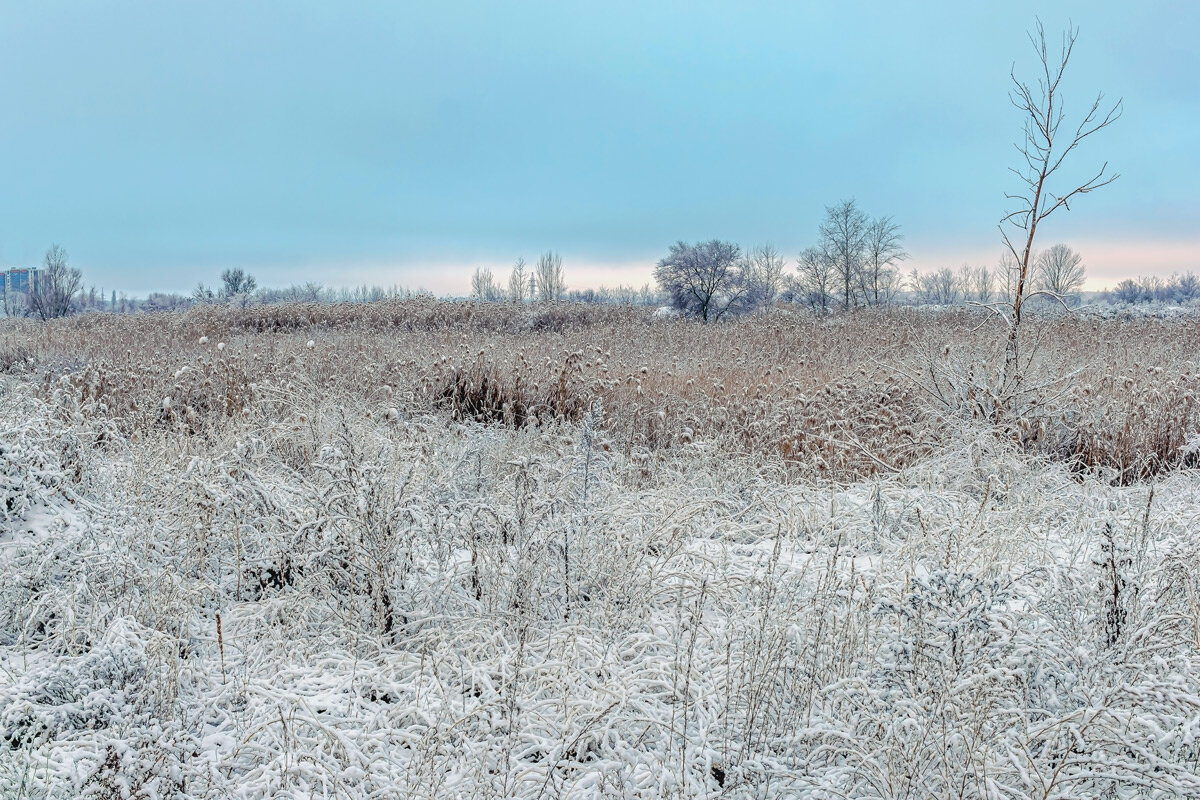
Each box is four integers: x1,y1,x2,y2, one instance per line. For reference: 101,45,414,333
242,236,1198,298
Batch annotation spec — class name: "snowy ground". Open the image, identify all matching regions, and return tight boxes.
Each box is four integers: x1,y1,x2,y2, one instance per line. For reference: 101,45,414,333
2,377,1199,798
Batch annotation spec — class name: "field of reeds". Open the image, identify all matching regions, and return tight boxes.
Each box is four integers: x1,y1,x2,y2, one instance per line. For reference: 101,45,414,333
4,299,1199,483
1,300,1199,798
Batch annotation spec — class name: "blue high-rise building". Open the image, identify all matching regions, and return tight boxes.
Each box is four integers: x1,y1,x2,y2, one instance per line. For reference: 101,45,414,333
1,267,41,299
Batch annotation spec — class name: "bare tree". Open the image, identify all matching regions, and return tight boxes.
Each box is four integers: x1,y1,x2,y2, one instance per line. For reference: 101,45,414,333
956,265,974,301
819,199,869,308
959,264,996,303
744,244,787,310
1111,278,1144,304
535,251,566,302
654,240,747,322
1176,272,1200,302
298,281,325,302
997,20,1121,382
471,266,501,301
508,257,529,302
861,215,907,306
914,268,960,306
28,244,83,321
795,246,834,312
976,265,996,303
996,251,1021,299
1034,243,1086,298
2,285,22,318
220,268,257,299
1140,275,1167,302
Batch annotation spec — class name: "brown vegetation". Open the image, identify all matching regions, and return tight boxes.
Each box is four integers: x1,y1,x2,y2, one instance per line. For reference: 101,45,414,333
2,299,1197,484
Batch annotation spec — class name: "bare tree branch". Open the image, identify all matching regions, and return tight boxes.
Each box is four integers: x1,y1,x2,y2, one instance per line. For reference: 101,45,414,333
998,18,1120,395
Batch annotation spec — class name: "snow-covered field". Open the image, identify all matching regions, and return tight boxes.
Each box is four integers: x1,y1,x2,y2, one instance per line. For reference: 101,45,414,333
2,307,1200,798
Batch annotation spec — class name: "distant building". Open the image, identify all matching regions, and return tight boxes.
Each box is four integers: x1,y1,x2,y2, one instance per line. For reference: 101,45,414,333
1,267,41,299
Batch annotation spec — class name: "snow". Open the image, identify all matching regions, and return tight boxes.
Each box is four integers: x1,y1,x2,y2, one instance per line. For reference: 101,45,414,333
1,382,1199,797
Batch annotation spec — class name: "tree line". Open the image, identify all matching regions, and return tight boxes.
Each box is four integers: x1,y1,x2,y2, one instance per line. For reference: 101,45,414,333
909,243,1089,307
11,236,1189,323
1110,273,1200,305
0,255,432,319
649,203,1104,321
470,251,567,303
470,251,660,307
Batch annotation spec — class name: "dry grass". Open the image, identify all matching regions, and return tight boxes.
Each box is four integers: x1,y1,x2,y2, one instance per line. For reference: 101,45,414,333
2,299,1198,483
4,301,1200,797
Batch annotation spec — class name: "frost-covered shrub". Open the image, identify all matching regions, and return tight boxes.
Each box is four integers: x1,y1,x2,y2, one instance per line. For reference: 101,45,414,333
0,342,34,375
0,643,146,748
0,428,60,523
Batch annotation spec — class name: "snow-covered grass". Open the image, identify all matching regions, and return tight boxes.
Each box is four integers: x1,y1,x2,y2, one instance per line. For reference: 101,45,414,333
2,306,1200,798
1079,301,1200,320
7,301,1200,485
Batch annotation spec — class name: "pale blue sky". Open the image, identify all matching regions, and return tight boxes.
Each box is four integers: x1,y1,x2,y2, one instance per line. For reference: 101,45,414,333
1,1,1196,294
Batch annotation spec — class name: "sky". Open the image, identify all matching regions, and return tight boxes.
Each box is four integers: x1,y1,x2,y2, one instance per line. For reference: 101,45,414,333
1,0,1197,296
